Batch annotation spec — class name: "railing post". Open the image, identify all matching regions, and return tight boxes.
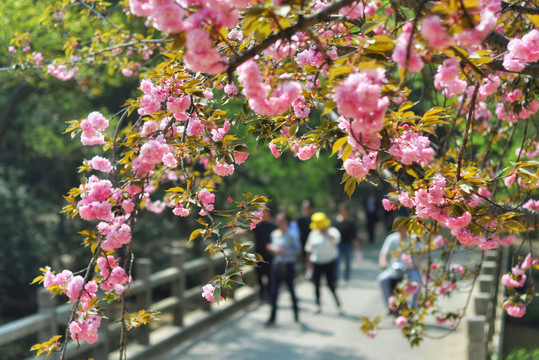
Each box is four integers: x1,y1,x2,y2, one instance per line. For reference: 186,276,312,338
136,258,152,345
474,293,490,317
477,274,494,295
481,261,497,276
468,315,487,360
37,288,57,343
171,248,185,327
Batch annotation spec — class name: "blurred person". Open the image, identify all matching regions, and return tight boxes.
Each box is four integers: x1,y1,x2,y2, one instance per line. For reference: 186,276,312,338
252,208,276,300
364,193,379,244
265,212,301,326
377,224,423,313
305,212,342,314
297,198,315,265
334,203,358,282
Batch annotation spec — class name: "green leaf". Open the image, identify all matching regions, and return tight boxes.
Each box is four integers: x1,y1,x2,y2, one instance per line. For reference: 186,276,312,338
189,229,203,243
331,136,348,157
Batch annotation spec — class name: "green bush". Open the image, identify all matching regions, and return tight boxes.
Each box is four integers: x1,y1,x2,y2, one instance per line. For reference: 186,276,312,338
506,348,539,360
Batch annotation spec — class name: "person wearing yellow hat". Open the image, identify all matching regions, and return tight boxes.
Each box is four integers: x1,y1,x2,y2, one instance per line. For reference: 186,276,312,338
304,212,342,314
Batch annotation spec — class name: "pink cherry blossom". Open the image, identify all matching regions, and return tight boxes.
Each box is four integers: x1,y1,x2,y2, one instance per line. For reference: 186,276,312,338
202,283,217,302
237,59,302,117
234,151,249,164
434,58,467,98
214,162,235,176
395,316,408,327
521,253,532,269
444,212,472,231
392,22,424,73
184,29,227,75
388,131,434,166
89,156,112,173
224,83,238,95
334,69,388,135
382,198,397,211
187,118,205,136
268,143,281,158
504,303,526,318
297,144,317,161
421,16,453,49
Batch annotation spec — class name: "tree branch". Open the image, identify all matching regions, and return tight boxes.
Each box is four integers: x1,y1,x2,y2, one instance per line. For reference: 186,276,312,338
226,0,357,74
501,1,539,15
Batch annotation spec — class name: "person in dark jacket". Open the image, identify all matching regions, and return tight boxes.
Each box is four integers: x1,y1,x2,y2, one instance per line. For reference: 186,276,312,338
335,204,358,282
252,209,276,300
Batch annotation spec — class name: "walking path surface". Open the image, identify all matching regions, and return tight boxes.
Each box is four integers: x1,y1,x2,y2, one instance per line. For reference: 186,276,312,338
157,240,478,360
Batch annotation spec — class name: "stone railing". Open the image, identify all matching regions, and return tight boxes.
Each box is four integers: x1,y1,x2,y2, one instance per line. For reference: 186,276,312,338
467,247,508,360
0,248,257,360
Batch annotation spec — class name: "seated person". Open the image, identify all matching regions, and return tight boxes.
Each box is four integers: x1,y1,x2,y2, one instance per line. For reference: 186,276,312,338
377,224,423,313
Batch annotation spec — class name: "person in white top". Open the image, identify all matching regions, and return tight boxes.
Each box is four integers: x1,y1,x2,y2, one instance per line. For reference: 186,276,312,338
377,224,423,314
304,212,342,314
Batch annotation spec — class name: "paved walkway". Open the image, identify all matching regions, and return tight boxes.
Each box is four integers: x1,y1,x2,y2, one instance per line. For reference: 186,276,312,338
158,241,478,360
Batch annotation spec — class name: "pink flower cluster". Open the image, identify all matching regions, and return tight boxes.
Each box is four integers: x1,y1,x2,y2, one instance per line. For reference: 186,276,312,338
43,269,105,344
392,22,424,73
504,302,526,318
297,144,317,161
455,2,499,47
388,130,434,166
201,283,223,303
214,162,235,176
89,156,113,173
268,142,281,158
502,266,527,288
129,0,249,74
184,29,227,74
198,188,216,212
210,121,230,141
78,175,114,222
339,0,377,19
237,59,302,117
97,255,131,294
132,136,174,177
97,216,132,251
47,64,79,81
434,58,467,98
496,100,539,123
334,69,389,135
420,16,453,49
503,29,539,72
80,111,109,146
343,152,377,179
523,199,539,212
69,315,101,344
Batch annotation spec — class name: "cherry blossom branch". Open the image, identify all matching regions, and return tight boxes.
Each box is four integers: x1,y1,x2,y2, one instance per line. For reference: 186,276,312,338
226,0,357,74
456,84,479,181
76,0,131,36
60,244,102,360
501,1,539,15
450,46,487,78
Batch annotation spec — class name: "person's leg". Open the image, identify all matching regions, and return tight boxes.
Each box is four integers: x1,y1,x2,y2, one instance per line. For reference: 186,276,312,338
406,269,422,308
377,268,395,310
268,264,280,323
285,263,299,322
366,213,376,243
325,261,341,308
312,263,322,310
335,244,343,280
343,243,353,281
